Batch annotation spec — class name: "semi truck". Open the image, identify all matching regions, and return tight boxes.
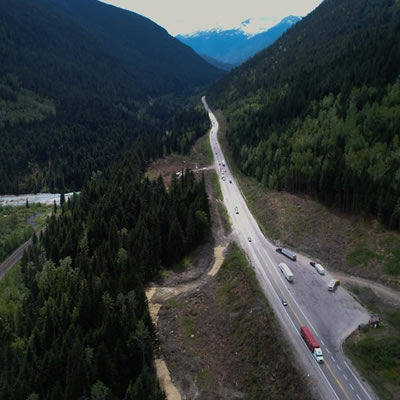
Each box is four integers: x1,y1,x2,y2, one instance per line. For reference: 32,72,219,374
300,326,324,363
276,247,297,261
279,262,294,282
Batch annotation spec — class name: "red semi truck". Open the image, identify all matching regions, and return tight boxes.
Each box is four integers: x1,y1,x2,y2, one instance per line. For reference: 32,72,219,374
300,326,324,363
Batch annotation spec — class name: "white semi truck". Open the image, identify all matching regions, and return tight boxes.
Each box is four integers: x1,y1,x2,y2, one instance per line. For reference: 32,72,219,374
279,262,294,282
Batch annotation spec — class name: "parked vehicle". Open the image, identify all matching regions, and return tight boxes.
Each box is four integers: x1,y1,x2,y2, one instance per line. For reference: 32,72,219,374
310,262,325,275
276,247,297,261
328,279,340,291
279,262,294,282
300,326,324,363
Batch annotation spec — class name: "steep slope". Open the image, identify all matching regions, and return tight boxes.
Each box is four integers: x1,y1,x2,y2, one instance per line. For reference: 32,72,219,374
42,0,224,95
201,54,235,71
0,0,221,193
177,16,300,65
208,0,400,228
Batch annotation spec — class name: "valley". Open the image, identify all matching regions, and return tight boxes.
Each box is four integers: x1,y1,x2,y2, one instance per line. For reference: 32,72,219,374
0,0,399,399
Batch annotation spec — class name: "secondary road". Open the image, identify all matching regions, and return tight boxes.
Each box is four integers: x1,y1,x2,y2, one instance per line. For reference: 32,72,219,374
0,237,33,280
202,96,376,400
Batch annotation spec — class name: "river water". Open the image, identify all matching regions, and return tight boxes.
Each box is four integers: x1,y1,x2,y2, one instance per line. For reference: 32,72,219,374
0,192,77,207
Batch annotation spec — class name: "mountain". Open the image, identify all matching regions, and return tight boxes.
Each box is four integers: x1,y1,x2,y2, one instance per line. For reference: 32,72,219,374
201,55,235,71
176,16,301,65
207,0,400,229
0,0,223,193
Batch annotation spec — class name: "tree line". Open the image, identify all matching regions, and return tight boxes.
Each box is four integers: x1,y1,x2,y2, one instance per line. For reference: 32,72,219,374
0,142,210,399
208,0,400,228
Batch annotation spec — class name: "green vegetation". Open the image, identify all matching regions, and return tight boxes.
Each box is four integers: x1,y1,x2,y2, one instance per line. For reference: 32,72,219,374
210,171,232,233
344,287,400,400
0,74,55,129
0,135,210,398
0,263,27,319
0,203,51,263
208,0,400,230
0,0,222,194
217,243,314,399
346,237,376,268
182,317,195,339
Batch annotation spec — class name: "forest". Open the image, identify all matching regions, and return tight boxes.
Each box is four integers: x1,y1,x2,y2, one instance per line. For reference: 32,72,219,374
208,0,400,228
0,133,210,398
0,0,219,194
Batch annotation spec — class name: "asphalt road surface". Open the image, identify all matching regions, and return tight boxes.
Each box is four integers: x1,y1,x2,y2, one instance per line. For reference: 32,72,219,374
0,237,32,280
202,96,377,400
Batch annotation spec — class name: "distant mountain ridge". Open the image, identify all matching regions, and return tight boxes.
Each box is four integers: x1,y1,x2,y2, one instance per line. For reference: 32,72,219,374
208,0,400,229
176,16,301,65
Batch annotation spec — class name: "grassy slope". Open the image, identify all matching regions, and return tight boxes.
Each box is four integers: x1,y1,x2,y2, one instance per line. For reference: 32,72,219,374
344,285,400,400
217,243,314,399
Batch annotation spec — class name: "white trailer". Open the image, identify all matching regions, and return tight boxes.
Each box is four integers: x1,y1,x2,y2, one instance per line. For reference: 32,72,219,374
315,263,325,275
279,262,294,282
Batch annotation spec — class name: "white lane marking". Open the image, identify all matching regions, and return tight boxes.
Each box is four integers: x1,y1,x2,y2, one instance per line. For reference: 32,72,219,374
242,224,340,400
258,239,321,336
357,394,362,400
350,384,355,391
326,348,331,354
337,364,341,371
321,340,325,346
343,373,348,381
204,99,341,400
344,361,373,400
331,356,336,362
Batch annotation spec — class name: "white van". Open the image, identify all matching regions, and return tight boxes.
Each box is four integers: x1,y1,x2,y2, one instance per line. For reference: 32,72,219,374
315,263,325,275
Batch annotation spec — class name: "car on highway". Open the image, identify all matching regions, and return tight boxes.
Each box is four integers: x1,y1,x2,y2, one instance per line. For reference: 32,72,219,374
281,299,288,306
247,236,252,242
229,180,232,183
234,206,239,214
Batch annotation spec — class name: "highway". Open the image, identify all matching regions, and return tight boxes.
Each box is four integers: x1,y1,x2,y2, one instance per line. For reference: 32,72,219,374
202,96,376,400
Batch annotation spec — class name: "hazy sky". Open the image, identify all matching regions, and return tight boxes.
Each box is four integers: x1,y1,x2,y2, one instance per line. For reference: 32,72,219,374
100,0,324,35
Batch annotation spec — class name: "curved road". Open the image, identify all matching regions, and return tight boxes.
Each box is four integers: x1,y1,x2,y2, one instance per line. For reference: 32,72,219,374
202,97,377,400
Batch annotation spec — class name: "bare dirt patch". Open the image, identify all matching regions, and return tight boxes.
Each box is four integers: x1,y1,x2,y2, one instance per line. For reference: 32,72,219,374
146,134,212,189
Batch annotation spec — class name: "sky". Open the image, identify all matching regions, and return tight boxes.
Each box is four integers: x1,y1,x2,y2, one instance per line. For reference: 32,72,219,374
100,0,324,36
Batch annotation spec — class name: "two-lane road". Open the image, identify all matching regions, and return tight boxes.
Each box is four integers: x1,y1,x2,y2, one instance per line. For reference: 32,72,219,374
202,96,376,400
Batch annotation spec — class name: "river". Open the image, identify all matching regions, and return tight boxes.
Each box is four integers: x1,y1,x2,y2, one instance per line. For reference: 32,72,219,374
0,192,77,207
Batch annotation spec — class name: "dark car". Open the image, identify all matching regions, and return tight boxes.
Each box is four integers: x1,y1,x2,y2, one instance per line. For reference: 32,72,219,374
310,261,316,267
229,180,232,184
281,299,288,306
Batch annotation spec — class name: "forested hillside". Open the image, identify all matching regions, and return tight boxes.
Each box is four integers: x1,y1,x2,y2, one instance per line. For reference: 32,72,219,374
0,137,210,398
0,0,220,194
208,0,400,228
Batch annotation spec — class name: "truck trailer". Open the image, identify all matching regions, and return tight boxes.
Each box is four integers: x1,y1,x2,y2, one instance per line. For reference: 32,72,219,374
300,326,324,363
276,247,297,261
279,262,294,282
